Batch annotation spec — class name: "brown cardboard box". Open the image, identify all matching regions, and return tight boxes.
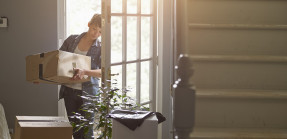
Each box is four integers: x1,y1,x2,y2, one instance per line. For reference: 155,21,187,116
26,50,91,84
14,116,72,139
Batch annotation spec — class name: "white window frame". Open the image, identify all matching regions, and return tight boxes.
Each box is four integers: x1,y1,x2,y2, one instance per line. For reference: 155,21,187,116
102,0,157,111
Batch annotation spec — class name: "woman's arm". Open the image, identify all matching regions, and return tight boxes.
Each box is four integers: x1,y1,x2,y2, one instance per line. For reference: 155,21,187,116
71,68,101,80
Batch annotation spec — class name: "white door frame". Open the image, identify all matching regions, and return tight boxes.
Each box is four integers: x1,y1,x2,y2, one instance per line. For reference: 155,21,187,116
57,0,67,117
157,0,174,138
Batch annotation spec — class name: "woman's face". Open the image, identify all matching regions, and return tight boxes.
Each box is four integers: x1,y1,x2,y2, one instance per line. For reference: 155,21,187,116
88,23,101,40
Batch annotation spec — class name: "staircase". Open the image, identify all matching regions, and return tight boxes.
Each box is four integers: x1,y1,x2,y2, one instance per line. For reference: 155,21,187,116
175,0,287,138
190,127,287,139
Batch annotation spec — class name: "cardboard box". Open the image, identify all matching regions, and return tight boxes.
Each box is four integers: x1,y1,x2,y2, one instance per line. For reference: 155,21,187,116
112,115,158,139
14,116,72,139
26,50,91,84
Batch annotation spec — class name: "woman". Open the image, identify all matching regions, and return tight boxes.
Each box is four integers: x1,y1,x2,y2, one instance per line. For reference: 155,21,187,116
59,14,102,139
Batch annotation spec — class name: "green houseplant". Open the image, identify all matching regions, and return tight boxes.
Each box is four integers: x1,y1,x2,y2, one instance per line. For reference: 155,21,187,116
70,81,148,139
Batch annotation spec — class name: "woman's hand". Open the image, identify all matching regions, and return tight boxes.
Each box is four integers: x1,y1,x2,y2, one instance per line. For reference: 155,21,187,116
71,68,86,80
71,68,101,80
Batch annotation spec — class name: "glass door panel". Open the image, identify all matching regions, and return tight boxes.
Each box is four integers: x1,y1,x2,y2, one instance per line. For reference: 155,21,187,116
111,16,123,63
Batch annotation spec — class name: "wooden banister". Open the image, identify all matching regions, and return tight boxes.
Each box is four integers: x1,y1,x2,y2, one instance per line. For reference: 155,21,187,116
173,54,196,139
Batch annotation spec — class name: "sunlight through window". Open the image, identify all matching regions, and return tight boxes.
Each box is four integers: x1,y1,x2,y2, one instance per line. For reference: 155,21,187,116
66,0,157,110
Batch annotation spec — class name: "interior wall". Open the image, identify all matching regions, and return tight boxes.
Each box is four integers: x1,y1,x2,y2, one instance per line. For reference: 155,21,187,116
0,0,58,129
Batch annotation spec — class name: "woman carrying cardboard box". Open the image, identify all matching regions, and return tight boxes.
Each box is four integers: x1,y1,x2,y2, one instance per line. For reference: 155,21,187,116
59,14,102,139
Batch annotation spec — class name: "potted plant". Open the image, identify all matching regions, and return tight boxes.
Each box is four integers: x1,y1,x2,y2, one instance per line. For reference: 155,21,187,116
70,81,148,139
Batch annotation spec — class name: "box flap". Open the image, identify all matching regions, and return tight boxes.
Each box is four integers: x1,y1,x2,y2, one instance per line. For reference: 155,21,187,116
18,122,72,128
16,116,67,121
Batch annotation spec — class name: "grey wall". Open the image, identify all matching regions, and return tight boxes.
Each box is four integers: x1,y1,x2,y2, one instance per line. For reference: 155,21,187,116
0,0,58,129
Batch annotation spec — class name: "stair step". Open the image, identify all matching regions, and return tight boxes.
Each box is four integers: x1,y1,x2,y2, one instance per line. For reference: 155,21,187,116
194,89,287,128
191,61,287,90
189,128,287,139
196,89,287,99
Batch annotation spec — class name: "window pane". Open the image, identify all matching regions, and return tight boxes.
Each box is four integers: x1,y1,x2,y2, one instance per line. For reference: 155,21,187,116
141,61,150,103
111,0,122,13
141,0,151,14
127,0,137,14
126,63,137,100
127,16,137,61
111,16,122,63
66,0,101,36
111,65,122,89
141,17,151,59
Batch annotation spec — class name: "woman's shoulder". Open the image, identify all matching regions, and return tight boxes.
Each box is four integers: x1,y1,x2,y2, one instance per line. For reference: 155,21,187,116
67,34,79,40
63,34,79,44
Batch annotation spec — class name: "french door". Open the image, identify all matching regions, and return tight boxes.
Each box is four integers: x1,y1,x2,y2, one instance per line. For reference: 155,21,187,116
58,0,157,114
101,0,157,110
